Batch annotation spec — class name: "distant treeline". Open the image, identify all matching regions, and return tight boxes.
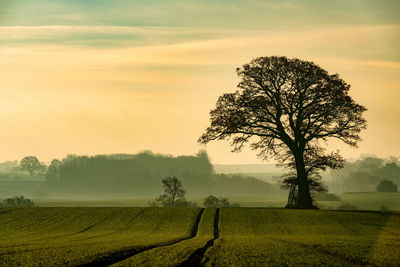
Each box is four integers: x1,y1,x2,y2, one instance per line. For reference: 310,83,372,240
328,156,400,193
2,153,399,198
42,151,278,198
0,160,19,173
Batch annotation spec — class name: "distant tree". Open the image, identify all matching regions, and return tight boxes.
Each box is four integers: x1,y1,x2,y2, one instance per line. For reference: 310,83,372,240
161,176,186,203
376,180,398,192
199,56,366,208
151,176,195,207
203,195,231,207
329,156,400,193
203,195,219,207
218,197,230,207
20,156,46,176
0,195,35,207
0,160,19,172
46,159,62,181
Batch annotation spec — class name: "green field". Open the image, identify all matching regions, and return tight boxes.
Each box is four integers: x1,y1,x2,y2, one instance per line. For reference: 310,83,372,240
1,207,399,266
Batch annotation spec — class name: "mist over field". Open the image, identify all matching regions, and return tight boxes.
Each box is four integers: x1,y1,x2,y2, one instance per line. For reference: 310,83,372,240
0,151,399,209
0,151,280,199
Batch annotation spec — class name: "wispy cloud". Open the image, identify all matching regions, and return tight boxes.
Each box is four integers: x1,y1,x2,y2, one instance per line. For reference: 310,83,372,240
0,25,255,47
1,24,398,68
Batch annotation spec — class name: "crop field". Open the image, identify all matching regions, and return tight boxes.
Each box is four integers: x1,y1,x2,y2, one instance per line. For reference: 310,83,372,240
0,207,399,266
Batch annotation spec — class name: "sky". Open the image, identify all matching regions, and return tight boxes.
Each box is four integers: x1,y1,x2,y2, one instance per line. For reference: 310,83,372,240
0,0,399,164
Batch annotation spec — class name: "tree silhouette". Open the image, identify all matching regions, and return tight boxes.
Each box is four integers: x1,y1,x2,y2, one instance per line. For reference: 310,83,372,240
199,56,366,208
20,156,45,176
46,159,62,181
376,180,398,192
152,176,190,206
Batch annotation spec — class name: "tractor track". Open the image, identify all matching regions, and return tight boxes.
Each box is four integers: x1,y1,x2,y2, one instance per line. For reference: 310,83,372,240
177,208,220,267
75,208,205,267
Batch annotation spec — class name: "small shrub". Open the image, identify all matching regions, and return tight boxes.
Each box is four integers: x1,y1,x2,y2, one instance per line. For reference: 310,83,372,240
203,195,233,207
0,195,35,207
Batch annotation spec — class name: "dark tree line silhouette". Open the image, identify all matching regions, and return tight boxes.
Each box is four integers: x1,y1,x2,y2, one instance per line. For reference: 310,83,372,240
41,151,277,197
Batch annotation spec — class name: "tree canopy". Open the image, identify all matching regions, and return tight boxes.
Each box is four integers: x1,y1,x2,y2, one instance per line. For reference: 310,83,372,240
151,176,195,207
19,156,46,176
46,159,62,181
200,56,367,208
377,180,398,192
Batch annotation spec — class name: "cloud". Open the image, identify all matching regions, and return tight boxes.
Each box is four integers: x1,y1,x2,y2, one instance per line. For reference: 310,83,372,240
0,25,256,47
1,24,398,69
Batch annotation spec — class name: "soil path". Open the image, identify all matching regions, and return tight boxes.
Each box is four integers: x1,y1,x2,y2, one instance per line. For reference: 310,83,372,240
177,208,220,267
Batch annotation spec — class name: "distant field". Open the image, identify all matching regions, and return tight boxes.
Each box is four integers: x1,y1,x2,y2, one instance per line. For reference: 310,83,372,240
0,207,399,266
31,192,400,211
340,192,400,210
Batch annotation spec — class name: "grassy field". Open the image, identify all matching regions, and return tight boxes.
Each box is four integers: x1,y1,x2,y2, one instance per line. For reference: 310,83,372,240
206,208,400,266
0,207,201,266
340,192,400,210
1,207,399,266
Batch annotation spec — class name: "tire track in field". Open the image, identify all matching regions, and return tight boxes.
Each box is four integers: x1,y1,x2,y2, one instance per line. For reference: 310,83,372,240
77,210,122,234
75,208,205,267
177,208,220,267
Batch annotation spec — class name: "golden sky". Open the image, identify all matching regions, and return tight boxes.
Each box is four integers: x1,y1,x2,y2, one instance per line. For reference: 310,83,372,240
0,1,399,164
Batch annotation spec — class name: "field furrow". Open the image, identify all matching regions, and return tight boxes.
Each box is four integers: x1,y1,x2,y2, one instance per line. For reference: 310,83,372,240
112,208,219,267
1,207,399,266
0,207,201,266
77,208,205,266
202,208,400,266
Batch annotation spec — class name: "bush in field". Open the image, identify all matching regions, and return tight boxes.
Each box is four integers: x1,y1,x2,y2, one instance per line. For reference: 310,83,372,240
203,195,232,207
0,195,35,207
150,176,196,207
338,202,358,210
376,180,398,192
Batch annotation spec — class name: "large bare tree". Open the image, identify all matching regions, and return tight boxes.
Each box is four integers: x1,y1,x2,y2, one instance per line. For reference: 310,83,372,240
199,56,367,208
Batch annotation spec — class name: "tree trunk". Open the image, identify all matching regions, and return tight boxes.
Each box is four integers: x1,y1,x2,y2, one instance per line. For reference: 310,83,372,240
288,151,316,209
